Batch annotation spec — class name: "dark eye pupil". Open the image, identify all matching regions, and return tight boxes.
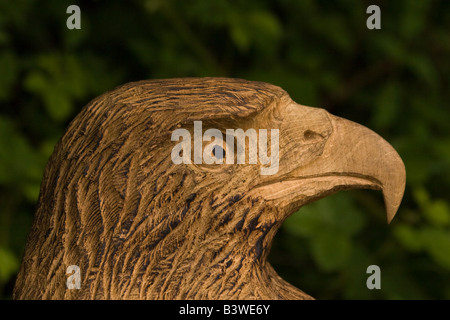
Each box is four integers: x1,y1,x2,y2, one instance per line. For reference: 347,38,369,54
212,145,225,159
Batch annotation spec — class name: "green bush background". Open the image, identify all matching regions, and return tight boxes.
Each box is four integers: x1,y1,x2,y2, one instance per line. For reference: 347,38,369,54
0,0,449,299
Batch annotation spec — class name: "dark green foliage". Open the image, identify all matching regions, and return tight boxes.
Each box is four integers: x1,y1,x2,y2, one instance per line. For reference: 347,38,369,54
0,0,449,299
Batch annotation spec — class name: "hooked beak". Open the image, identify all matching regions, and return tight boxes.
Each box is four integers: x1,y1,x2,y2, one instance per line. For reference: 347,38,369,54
254,106,406,223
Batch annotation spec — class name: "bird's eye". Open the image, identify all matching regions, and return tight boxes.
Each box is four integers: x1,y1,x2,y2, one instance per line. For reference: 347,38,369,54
212,145,225,159
303,130,323,142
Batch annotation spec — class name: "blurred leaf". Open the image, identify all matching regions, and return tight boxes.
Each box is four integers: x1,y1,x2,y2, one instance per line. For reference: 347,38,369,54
0,115,44,204
382,265,428,299
64,55,88,98
23,183,41,203
248,10,282,42
413,186,429,208
143,0,164,13
425,200,450,227
432,29,450,52
228,9,281,53
0,117,33,183
321,16,354,54
393,224,423,252
286,192,365,237
24,70,49,94
310,231,351,272
373,81,401,130
0,246,19,283
399,1,430,41
229,16,250,52
414,187,450,227
0,51,18,101
243,70,319,107
433,138,450,172
342,246,376,299
282,192,366,275
24,54,87,122
402,152,430,186
43,90,73,122
372,33,407,63
406,54,438,88
420,228,450,270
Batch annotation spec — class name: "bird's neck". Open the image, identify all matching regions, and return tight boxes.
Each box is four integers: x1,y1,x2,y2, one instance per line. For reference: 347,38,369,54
168,241,311,299
132,196,312,299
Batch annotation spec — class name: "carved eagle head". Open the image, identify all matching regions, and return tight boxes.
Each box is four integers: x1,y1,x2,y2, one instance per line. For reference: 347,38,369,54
13,78,405,299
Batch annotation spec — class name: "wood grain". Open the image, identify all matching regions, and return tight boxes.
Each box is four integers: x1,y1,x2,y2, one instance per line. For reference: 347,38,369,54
13,77,405,299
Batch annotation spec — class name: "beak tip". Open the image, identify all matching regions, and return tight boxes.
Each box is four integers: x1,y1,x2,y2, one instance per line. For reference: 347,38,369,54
386,209,396,224
384,164,406,224
385,191,404,224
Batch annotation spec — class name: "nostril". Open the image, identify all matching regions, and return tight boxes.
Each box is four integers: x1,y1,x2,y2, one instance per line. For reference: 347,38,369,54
303,130,322,141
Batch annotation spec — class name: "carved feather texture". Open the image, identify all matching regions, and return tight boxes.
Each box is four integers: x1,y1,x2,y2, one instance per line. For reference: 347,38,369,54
13,78,405,300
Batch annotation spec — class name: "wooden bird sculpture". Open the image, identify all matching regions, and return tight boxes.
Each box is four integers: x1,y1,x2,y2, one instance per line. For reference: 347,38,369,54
13,78,405,300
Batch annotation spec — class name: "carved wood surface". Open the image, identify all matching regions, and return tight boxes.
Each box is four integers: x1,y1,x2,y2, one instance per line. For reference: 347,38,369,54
13,78,405,299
